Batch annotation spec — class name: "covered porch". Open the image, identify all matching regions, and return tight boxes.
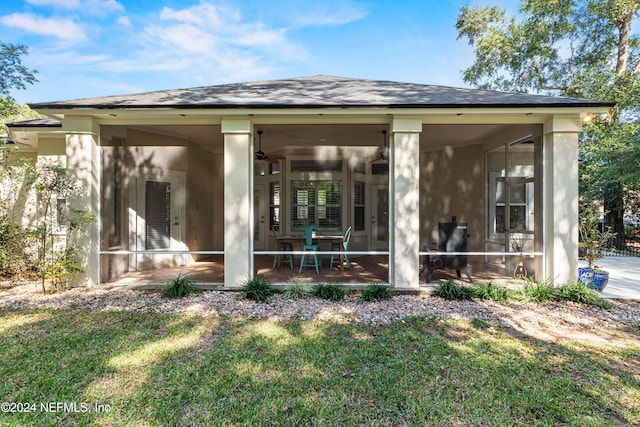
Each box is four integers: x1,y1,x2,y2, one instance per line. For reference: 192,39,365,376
11,76,611,289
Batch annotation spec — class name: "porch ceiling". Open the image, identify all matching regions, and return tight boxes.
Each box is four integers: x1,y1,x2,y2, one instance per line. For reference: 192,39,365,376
101,123,515,154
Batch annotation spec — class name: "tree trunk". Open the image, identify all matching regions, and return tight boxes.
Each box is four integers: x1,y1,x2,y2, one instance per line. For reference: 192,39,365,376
616,12,632,76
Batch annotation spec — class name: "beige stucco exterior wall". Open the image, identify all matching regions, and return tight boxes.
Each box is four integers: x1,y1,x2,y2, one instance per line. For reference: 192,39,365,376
186,141,218,258
419,144,484,253
0,151,38,227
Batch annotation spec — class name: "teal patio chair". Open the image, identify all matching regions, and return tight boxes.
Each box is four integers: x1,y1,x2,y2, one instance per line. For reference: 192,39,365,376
299,225,321,274
272,225,294,269
330,226,352,270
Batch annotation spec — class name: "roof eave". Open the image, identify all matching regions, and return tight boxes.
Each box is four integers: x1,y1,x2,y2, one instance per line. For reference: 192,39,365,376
28,101,616,111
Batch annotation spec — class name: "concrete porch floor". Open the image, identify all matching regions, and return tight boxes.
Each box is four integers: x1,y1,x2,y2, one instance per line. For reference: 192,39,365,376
103,255,517,288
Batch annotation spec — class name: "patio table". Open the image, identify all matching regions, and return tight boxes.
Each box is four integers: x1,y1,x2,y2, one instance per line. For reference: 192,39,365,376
277,235,345,271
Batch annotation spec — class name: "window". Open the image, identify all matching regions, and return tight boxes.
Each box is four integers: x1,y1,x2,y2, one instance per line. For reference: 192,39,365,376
354,181,365,231
371,163,388,175
270,182,280,230
291,159,342,172
489,173,534,237
291,180,342,231
255,161,280,176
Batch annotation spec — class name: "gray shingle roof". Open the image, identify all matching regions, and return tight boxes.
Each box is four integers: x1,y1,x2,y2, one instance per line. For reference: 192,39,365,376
28,75,614,110
6,118,62,127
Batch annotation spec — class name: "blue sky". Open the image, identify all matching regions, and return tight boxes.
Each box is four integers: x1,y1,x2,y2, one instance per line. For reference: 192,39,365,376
1,0,518,104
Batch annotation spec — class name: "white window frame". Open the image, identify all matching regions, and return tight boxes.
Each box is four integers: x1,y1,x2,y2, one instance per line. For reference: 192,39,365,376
488,171,534,240
286,156,346,234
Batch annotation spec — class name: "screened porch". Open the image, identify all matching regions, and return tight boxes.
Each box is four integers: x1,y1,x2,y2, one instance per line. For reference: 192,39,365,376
98,122,543,287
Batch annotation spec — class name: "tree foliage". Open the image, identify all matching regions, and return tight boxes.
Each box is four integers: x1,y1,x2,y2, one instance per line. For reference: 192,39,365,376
0,42,37,97
0,41,38,119
457,0,640,233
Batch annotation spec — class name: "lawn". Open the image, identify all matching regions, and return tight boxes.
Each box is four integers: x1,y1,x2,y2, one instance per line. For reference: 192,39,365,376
0,308,638,426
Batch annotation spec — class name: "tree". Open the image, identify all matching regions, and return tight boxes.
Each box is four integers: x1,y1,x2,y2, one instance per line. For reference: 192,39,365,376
0,42,37,113
456,0,640,239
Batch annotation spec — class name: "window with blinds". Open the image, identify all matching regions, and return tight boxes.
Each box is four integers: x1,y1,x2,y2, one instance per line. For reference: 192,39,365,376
291,180,342,231
145,181,171,250
270,182,280,230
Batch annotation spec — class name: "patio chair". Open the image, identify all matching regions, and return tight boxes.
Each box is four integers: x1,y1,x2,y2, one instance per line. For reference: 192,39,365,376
329,226,352,269
299,225,321,274
272,226,294,269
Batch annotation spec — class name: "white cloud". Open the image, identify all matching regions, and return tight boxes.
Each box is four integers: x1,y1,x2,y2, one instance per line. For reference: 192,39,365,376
26,0,80,8
276,0,368,27
116,15,131,26
25,0,124,15
0,13,87,41
237,28,287,47
159,3,229,28
84,0,124,15
151,3,306,58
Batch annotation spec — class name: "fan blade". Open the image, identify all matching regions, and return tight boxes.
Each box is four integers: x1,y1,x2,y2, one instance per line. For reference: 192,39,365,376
263,153,285,163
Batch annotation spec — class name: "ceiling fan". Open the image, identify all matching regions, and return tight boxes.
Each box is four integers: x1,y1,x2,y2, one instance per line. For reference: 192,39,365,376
255,130,285,163
369,130,389,163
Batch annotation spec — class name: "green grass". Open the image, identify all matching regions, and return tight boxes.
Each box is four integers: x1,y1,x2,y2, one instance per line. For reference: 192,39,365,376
1,308,638,426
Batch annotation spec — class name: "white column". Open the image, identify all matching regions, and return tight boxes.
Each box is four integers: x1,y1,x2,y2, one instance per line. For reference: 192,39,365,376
543,115,581,284
63,116,100,286
222,119,253,288
390,118,422,288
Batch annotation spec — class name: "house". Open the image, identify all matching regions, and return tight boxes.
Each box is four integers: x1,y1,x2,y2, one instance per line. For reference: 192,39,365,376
5,75,614,288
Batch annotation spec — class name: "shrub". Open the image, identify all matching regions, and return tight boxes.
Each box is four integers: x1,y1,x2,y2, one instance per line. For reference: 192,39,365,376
315,283,346,301
0,220,35,276
433,279,474,300
472,281,511,302
242,275,274,302
518,278,556,303
555,281,613,308
283,281,311,300
161,274,196,298
361,283,391,302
